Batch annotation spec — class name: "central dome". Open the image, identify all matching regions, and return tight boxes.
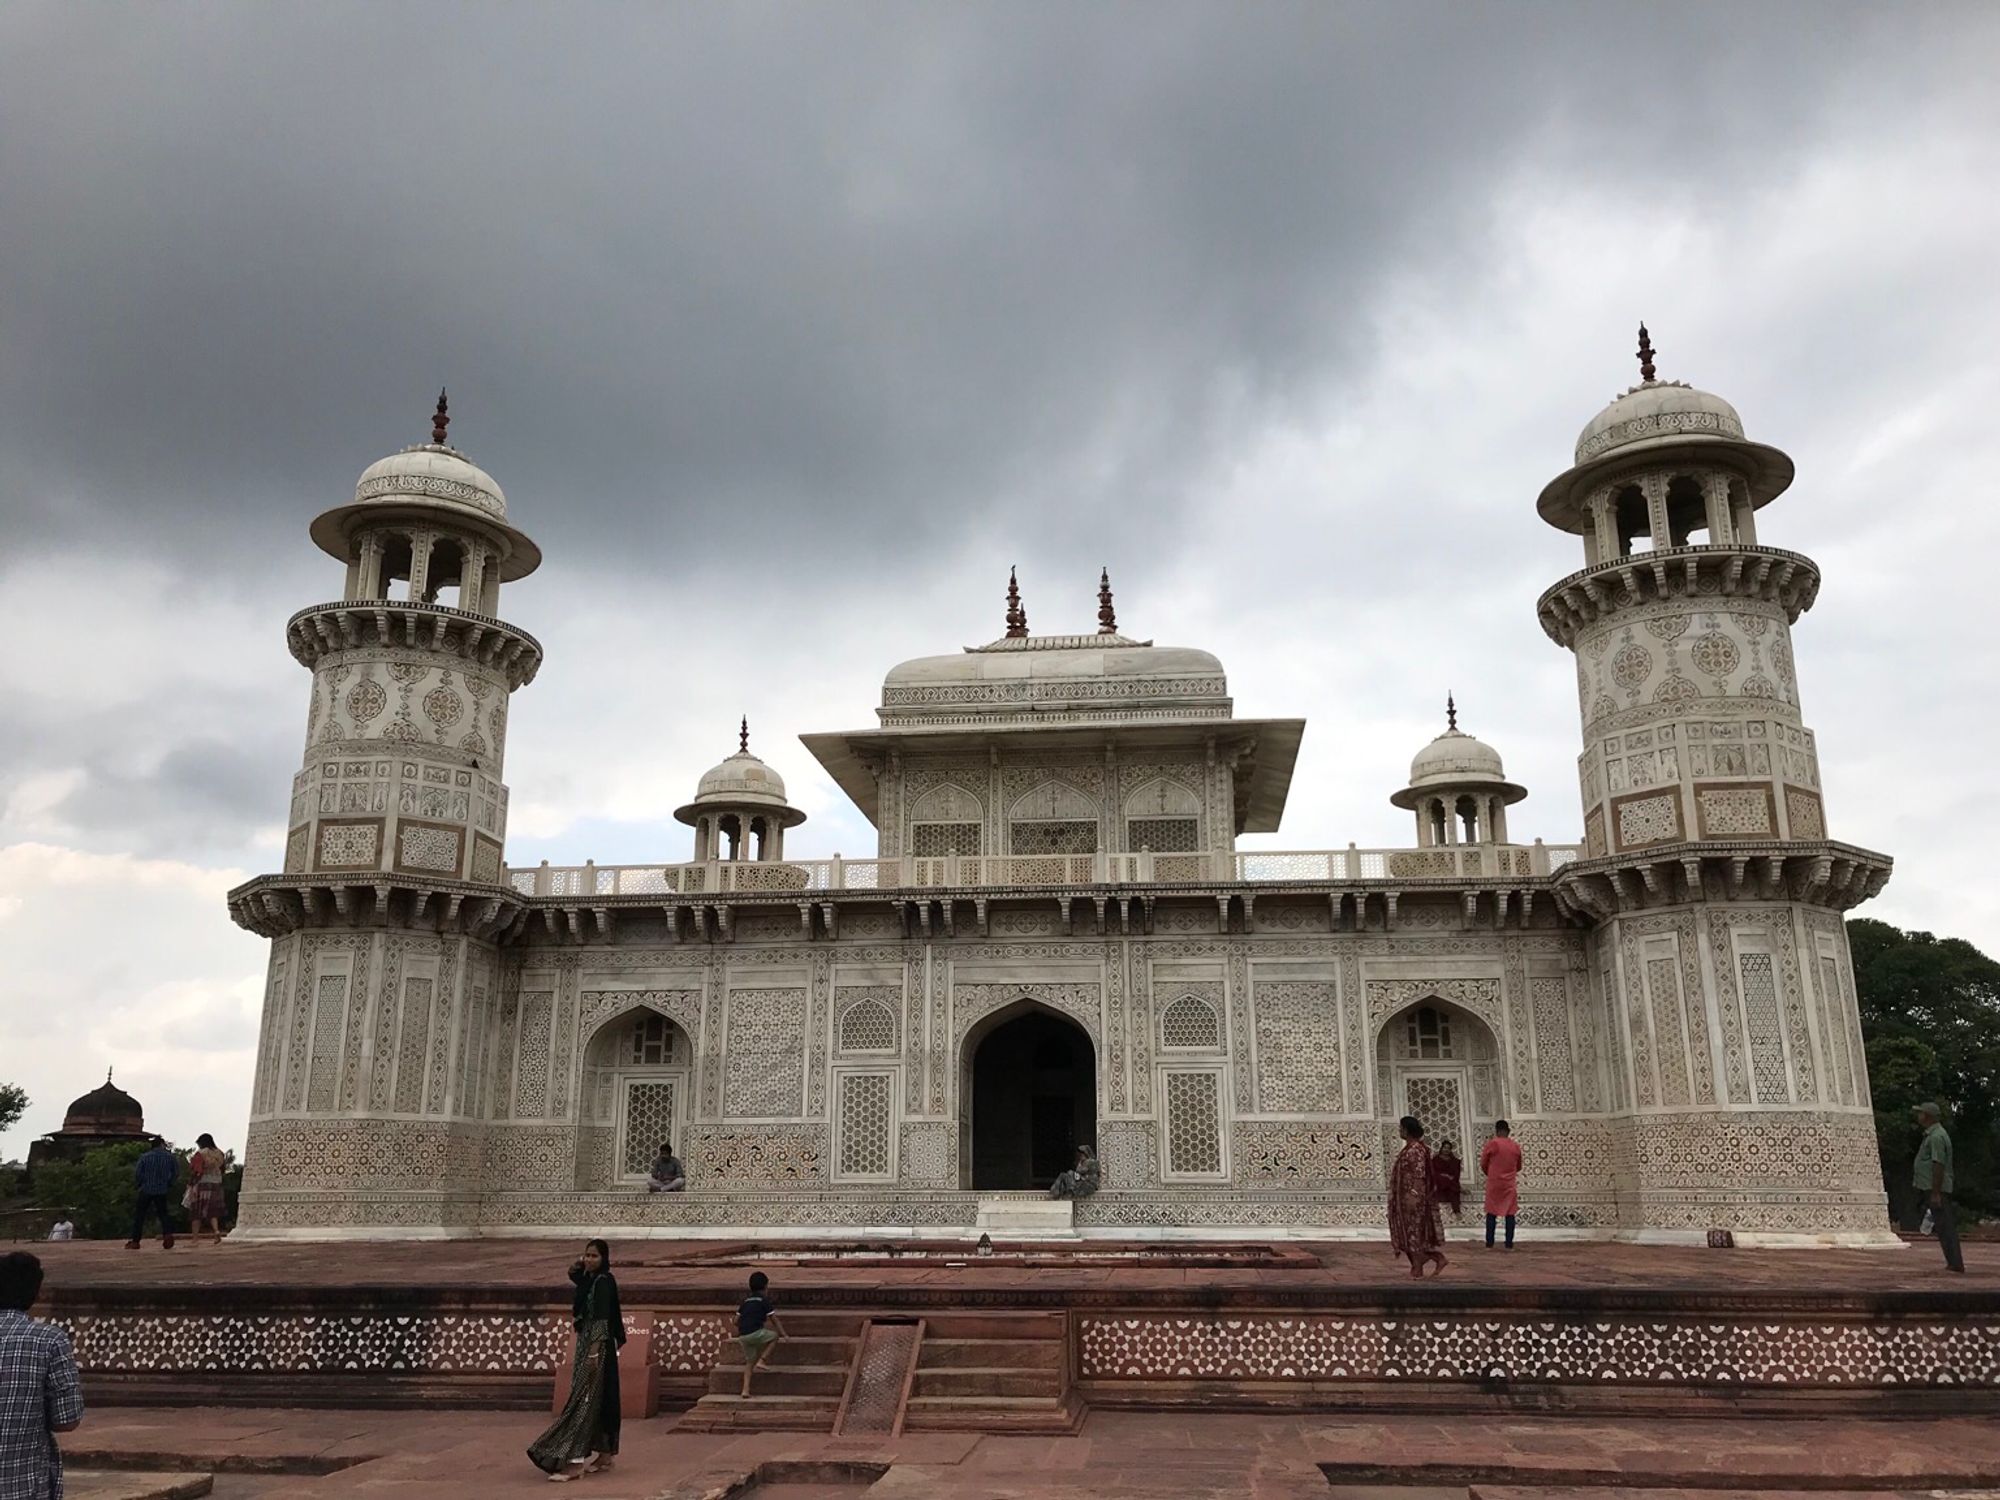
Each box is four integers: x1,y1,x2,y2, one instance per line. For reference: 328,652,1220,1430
881,633,1230,724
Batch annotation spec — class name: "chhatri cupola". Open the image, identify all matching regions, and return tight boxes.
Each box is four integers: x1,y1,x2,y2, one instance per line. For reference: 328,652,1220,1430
308,390,542,614
26,1067,153,1179
1390,696,1527,846
676,720,806,862
1537,325,1793,563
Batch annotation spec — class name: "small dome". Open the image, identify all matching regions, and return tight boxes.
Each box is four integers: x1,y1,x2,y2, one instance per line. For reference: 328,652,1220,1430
1409,728,1506,786
1390,712,1527,810
1574,380,1746,465
675,732,807,829
61,1072,145,1138
354,444,508,521
693,749,789,807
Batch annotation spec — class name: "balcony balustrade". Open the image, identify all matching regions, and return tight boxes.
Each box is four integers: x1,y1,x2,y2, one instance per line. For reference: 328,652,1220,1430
505,841,1581,898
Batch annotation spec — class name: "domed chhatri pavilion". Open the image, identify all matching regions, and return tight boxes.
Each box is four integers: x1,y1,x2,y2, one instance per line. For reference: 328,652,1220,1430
26,1069,152,1178
228,339,1893,1243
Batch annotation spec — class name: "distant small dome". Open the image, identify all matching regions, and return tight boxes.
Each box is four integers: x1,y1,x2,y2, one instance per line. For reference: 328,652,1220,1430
61,1072,144,1138
675,736,806,829
1574,380,1746,465
354,444,508,521
1390,714,1527,810
1409,728,1506,785
694,749,789,807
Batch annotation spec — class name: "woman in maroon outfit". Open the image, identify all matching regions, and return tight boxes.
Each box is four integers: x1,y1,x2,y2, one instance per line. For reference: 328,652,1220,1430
1388,1116,1447,1278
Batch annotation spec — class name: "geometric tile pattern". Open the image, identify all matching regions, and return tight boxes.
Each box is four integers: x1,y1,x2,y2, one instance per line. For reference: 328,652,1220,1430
1077,1314,2000,1387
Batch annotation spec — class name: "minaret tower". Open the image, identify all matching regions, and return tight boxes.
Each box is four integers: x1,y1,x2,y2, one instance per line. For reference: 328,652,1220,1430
228,395,544,1237
1537,330,1892,1241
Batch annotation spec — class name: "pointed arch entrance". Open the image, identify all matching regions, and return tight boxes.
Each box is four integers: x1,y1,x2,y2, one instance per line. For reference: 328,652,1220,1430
959,1001,1097,1190
1374,997,1504,1196
577,1003,694,1189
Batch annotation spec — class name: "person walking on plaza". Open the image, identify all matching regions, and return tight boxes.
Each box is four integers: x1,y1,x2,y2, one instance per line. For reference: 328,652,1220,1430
1909,1103,1964,1274
528,1239,626,1481
0,1251,84,1500
646,1142,686,1193
125,1137,177,1251
732,1271,786,1398
1388,1116,1447,1278
185,1134,228,1243
1481,1119,1523,1250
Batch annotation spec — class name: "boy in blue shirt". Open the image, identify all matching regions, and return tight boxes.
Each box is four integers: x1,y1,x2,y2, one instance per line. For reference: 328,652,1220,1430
734,1272,785,1397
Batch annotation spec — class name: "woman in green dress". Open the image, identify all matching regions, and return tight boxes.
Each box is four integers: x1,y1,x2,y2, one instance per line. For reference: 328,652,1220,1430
528,1239,627,1481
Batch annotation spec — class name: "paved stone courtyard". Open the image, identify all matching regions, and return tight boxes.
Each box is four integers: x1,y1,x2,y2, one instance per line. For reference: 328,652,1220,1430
60,1407,2000,1498
37,1234,1998,1297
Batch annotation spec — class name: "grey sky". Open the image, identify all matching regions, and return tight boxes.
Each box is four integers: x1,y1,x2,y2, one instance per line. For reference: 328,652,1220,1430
3,3,1997,1157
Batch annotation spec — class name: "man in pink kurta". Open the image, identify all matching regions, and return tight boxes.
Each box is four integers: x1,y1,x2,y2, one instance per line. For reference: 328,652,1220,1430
1480,1120,1523,1249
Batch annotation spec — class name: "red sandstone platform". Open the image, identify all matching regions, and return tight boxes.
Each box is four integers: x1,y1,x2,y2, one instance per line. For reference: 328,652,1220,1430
36,1237,2000,1427
58,1408,2000,1498
36,1235,1999,1299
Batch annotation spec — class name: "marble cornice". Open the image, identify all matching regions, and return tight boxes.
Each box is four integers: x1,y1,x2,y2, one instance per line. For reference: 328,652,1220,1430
286,599,544,689
1550,838,1891,920
1536,544,1820,647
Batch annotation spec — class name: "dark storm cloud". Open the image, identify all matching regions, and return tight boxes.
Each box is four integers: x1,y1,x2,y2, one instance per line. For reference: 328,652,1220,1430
0,1,1962,580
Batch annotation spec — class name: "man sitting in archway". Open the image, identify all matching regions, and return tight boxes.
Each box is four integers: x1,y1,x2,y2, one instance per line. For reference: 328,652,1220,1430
1048,1145,1099,1201
646,1141,686,1194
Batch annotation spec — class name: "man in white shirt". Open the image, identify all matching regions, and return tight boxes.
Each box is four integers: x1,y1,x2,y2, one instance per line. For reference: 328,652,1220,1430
44,1221,72,1244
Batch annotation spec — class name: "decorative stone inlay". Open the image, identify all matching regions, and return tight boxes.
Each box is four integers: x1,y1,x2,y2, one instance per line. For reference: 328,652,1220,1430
1232,1122,1374,1183
1615,792,1679,848
1078,1313,1999,1386
57,1311,567,1374
397,822,461,873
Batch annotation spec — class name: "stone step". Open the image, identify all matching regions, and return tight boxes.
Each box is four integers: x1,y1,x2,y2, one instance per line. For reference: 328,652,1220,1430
707,1335,854,1369
918,1337,1065,1370
727,1310,870,1338
916,1310,1066,1341
911,1366,1062,1399
901,1392,1086,1435
674,1393,840,1433
704,1363,851,1398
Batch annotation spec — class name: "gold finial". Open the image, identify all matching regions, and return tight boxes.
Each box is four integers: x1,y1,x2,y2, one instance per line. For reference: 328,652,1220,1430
431,388,450,446
1097,567,1117,635
1636,324,1657,384
1446,692,1458,732
738,716,749,754
1005,566,1028,638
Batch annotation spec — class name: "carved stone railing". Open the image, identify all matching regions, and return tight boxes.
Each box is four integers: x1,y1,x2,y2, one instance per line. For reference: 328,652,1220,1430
505,841,1582,897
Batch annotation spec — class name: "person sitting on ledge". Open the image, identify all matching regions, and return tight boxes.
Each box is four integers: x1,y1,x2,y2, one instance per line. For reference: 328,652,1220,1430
646,1142,686,1194
1049,1144,1099,1201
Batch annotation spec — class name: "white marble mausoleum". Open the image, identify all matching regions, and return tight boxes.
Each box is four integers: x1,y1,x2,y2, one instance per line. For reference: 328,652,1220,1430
229,337,1895,1242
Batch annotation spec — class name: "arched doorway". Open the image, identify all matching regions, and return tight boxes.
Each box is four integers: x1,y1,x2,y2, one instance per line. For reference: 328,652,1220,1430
1375,998,1503,1196
577,1005,694,1190
962,1004,1096,1190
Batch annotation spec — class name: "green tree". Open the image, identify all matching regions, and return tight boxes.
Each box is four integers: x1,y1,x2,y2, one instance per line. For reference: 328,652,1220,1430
31,1141,185,1240
1850,917,2000,1222
0,1082,25,1134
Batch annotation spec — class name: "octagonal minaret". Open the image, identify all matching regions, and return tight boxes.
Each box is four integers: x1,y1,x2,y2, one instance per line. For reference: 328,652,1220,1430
229,395,545,1238
1537,330,1892,1242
